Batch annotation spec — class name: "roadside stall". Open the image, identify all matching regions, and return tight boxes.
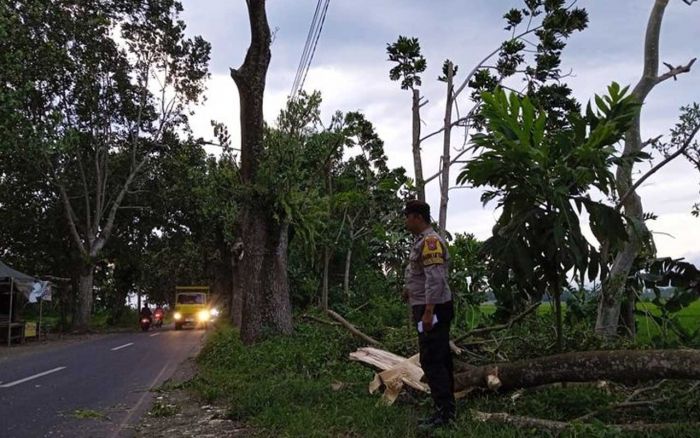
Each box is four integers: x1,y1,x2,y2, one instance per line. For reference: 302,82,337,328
0,260,52,346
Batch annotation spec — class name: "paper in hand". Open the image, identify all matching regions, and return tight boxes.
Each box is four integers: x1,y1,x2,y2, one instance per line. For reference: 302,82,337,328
417,314,438,333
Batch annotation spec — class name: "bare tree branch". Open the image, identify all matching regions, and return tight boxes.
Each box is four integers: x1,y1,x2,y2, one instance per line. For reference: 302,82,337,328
93,155,149,256
656,58,697,84
617,121,700,210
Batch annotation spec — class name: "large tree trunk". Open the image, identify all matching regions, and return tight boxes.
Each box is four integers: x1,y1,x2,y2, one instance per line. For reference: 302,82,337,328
454,349,700,393
232,0,292,344
238,215,293,343
412,88,425,201
73,264,94,331
596,0,669,337
438,62,454,236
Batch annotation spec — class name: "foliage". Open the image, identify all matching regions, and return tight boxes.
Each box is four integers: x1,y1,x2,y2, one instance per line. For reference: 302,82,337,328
272,92,411,310
631,258,700,344
457,84,639,340
469,0,589,130
652,103,700,216
0,0,210,327
386,36,427,90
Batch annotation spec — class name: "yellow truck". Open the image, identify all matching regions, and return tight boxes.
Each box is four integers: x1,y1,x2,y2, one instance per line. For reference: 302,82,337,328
173,286,211,330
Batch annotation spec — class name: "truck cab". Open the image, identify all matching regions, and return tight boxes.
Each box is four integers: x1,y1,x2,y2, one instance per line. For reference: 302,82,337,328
173,286,210,330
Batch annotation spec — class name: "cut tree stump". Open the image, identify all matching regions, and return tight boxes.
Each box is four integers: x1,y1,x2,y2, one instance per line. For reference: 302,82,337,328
349,347,471,404
349,347,428,404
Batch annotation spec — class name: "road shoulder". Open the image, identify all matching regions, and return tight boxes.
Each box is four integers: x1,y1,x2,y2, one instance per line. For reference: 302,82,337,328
134,338,251,437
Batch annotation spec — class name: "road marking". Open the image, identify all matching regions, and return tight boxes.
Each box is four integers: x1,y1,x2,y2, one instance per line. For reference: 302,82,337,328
0,367,66,388
111,343,134,351
111,362,171,438
149,333,160,337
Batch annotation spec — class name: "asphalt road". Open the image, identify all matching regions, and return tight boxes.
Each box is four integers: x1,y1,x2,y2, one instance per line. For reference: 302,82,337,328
0,326,205,438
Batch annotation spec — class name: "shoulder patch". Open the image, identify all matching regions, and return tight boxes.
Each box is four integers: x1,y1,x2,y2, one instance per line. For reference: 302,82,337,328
422,236,444,266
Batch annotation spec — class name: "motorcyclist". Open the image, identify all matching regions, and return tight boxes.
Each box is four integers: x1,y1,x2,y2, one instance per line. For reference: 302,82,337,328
153,305,165,326
140,304,153,322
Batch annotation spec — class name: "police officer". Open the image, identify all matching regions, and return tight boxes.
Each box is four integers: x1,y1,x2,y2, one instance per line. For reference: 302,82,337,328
403,200,455,427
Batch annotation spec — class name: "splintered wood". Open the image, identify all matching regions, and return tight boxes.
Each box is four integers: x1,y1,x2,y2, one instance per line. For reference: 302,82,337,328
349,347,428,404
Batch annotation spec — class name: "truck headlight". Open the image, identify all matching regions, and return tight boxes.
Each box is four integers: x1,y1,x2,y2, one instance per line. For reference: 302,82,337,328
174,312,182,320
197,310,210,322
210,308,220,317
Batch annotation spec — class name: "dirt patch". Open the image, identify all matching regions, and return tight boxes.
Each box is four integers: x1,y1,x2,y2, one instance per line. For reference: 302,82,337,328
133,356,251,437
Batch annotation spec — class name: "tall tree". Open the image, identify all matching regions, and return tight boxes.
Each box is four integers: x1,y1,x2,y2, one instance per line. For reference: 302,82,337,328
438,60,457,236
595,0,697,338
387,36,428,201
231,0,293,343
1,0,210,329
389,1,588,233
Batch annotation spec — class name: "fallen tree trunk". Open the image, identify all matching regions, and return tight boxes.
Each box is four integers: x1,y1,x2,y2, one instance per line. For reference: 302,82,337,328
352,347,700,403
455,349,700,392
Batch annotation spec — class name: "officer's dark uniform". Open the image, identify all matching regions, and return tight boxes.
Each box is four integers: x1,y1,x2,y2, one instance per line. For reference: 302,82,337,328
404,218,455,422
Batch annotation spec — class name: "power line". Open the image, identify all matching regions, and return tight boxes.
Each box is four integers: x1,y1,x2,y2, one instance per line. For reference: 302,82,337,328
290,0,323,98
290,0,331,100
297,0,330,97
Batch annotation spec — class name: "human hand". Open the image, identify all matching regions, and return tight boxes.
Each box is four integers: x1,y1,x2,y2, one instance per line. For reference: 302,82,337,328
422,309,434,331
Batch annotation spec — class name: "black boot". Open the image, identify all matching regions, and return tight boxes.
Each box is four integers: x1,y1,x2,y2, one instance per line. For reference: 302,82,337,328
418,408,454,429
418,412,441,427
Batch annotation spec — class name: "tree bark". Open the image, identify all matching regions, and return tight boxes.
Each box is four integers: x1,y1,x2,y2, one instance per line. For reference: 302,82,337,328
232,0,293,344
454,349,700,393
596,0,668,337
237,214,293,344
621,288,637,339
438,62,454,236
230,246,243,329
412,88,425,201
73,264,94,331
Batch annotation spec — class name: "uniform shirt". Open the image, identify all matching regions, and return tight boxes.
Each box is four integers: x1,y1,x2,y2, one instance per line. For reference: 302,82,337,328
405,227,452,306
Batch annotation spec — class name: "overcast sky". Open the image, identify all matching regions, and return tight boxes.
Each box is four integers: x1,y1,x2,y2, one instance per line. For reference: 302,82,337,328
179,0,700,264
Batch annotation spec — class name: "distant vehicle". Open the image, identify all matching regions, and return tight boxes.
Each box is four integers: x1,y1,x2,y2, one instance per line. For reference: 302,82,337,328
153,308,164,328
173,286,210,330
140,317,152,331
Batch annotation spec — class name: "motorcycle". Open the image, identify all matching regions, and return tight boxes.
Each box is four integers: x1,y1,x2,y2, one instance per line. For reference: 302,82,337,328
153,311,164,328
140,317,152,331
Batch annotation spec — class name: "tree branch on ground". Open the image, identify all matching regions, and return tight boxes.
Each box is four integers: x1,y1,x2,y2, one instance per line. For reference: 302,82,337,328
454,302,540,344
327,309,382,346
472,410,699,433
